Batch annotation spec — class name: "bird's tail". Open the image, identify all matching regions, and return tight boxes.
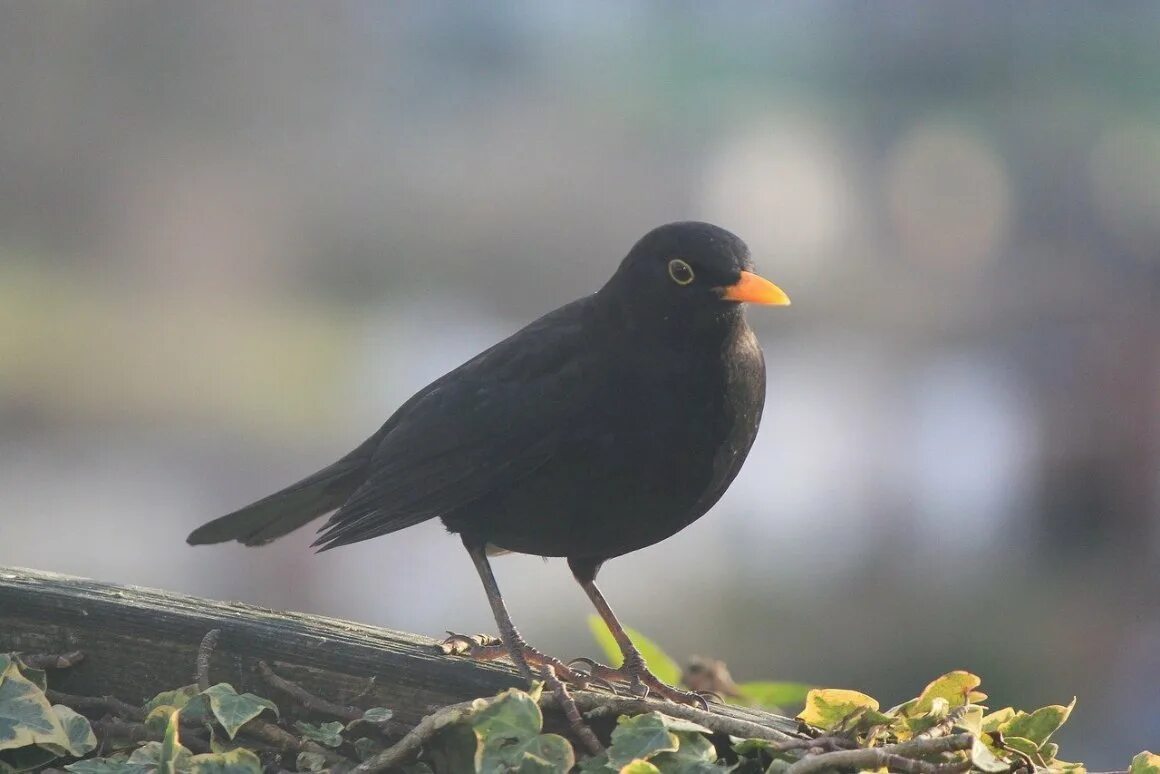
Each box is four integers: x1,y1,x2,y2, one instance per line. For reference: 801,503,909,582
186,432,381,547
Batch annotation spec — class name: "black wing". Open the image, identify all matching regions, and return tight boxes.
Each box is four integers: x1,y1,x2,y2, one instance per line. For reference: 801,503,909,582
312,298,598,550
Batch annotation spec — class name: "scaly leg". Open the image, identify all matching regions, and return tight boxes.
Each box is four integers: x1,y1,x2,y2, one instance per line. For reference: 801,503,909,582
568,557,709,707
444,538,590,687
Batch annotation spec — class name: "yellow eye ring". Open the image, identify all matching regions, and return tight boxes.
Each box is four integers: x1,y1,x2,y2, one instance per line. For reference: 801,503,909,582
668,259,695,286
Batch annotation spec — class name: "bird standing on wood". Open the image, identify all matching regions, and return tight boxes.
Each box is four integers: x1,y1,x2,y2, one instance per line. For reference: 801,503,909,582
187,221,789,704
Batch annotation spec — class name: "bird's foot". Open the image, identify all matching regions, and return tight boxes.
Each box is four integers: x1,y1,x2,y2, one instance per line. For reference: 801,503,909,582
569,653,715,709
439,632,602,689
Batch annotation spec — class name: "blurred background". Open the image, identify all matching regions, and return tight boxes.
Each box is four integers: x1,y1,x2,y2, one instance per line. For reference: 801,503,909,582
1,1,1158,764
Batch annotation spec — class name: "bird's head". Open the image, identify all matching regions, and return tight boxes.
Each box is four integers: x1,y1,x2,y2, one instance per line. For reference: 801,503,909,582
602,221,789,333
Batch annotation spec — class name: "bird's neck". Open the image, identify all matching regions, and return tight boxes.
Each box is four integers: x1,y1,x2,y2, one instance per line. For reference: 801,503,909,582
591,288,746,353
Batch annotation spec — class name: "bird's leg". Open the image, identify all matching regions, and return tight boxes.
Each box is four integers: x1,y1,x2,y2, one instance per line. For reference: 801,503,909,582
446,539,590,687
568,557,708,707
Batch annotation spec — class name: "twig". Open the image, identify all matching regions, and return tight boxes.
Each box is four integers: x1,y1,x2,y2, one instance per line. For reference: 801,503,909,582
786,733,974,774
18,651,86,670
91,718,212,755
914,706,969,740
574,693,798,743
353,698,480,773
240,717,346,763
540,665,603,757
195,629,220,691
257,661,362,722
46,689,145,722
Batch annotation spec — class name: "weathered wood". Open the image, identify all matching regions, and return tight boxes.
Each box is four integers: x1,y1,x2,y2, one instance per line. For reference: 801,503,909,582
0,566,799,738
0,566,521,728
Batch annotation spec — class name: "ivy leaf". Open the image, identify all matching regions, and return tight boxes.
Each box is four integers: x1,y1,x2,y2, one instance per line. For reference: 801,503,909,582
899,672,986,716
577,750,612,772
143,686,201,715
51,705,97,757
353,736,381,761
970,737,1011,773
606,713,679,768
649,730,718,772
293,720,344,748
1131,752,1160,774
127,741,194,771
797,689,880,731
360,707,393,725
734,681,813,711
999,699,1075,746
586,618,681,687
0,654,71,766
617,761,661,774
510,734,575,773
188,747,262,774
472,688,543,747
199,684,278,740
295,752,329,772
981,707,1017,733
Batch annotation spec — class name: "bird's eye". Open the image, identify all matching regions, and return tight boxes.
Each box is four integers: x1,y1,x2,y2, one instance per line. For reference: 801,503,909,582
667,259,695,286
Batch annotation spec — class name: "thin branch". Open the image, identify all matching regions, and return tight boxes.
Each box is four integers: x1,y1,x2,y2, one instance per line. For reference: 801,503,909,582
17,651,86,670
786,733,974,774
540,665,603,757
353,698,480,773
574,693,799,743
46,689,145,722
257,660,362,722
195,629,220,691
91,718,212,755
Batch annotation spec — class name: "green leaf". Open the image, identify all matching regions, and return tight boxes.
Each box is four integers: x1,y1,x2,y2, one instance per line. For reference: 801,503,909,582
970,737,1011,773
361,707,393,724
617,762,661,774
999,699,1075,746
128,741,193,771
293,720,344,748
577,751,613,773
586,618,682,686
1000,736,1047,767
734,681,813,711
0,655,70,759
510,734,575,773
144,686,201,715
353,736,381,761
797,689,880,731
649,730,719,772
654,715,712,736
472,688,543,746
295,752,329,772
902,671,986,716
607,713,679,768
1131,752,1160,774
188,748,262,774
981,707,1017,733
51,705,97,756
199,684,278,740
65,759,152,774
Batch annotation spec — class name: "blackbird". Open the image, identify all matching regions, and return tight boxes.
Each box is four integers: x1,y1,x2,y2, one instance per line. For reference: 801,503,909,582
187,221,789,703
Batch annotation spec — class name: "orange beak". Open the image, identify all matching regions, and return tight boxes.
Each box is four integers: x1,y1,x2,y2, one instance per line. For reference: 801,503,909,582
721,271,791,306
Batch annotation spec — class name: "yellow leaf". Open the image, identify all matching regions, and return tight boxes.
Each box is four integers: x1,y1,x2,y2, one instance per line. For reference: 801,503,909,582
797,689,880,731
1130,752,1160,774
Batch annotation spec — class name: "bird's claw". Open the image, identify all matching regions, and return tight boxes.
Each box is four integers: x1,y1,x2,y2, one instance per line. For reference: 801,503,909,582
439,632,596,689
567,654,709,708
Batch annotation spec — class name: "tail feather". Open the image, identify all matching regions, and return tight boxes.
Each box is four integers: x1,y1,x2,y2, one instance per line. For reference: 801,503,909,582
186,433,381,547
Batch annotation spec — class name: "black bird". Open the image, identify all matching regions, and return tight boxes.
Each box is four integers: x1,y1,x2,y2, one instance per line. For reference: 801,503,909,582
187,221,789,702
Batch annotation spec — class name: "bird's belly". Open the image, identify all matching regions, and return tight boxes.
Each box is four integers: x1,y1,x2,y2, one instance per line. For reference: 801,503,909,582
446,406,749,559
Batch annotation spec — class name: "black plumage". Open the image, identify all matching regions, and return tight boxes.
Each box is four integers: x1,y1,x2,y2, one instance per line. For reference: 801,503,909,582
187,221,789,702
